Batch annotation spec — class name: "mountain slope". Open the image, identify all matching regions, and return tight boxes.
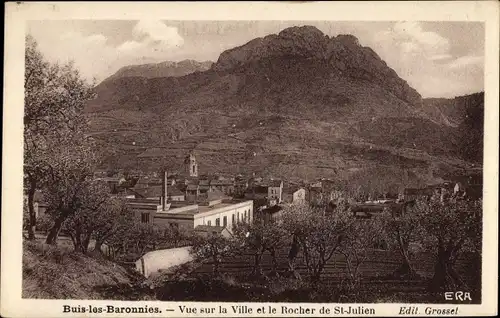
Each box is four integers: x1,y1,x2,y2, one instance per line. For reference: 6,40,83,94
101,59,212,83
86,26,483,182
422,92,484,163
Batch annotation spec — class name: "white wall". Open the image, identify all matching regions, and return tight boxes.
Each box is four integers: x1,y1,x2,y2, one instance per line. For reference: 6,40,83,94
293,188,306,204
194,201,253,231
135,246,193,278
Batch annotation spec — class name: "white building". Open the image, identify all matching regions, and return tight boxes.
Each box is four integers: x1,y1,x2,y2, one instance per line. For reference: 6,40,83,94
126,171,253,234
153,199,254,234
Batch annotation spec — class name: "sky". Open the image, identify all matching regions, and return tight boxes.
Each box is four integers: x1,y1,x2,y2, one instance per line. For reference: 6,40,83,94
27,20,484,98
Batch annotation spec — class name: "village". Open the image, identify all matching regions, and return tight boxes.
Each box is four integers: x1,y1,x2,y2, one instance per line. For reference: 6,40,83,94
30,151,482,241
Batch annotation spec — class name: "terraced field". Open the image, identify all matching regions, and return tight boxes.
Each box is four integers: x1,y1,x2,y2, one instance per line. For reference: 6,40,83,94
195,248,477,283
157,246,481,303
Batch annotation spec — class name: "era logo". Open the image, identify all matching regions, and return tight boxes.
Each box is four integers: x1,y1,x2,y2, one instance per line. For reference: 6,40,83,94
445,291,472,301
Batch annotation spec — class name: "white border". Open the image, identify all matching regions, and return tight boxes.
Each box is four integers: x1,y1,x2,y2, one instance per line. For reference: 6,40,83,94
2,1,499,317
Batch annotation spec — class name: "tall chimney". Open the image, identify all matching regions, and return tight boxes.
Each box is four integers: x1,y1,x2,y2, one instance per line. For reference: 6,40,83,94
162,170,168,210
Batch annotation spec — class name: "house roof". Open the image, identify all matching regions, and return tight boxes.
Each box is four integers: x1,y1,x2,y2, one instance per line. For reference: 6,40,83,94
186,177,200,185
186,184,198,191
249,185,269,194
263,179,282,187
132,185,163,198
167,187,184,197
136,177,161,185
194,225,226,233
210,179,233,186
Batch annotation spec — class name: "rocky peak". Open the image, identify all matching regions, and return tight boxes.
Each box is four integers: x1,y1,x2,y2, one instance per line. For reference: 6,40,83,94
277,25,328,42
333,34,361,47
212,25,421,105
212,25,329,72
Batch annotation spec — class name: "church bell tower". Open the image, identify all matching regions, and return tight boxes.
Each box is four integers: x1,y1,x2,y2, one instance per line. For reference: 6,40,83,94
185,152,198,177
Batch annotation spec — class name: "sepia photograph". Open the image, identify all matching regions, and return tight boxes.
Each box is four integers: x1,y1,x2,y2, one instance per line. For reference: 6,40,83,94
2,2,499,317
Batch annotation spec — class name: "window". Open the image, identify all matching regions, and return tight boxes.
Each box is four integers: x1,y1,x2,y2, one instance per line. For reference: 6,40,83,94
141,213,150,223
192,165,196,174
223,216,227,227
237,212,240,222
207,220,212,226
244,211,247,222
216,218,220,226
232,214,235,225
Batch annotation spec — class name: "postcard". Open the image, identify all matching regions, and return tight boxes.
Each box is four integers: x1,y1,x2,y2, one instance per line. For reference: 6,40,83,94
2,1,499,317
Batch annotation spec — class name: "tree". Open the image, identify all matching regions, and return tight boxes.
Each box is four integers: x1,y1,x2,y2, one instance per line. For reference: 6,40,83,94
233,221,288,277
381,203,423,278
24,35,94,240
60,190,134,254
339,217,384,289
105,222,168,260
282,203,353,282
92,198,136,254
43,139,101,245
412,198,482,292
190,233,237,275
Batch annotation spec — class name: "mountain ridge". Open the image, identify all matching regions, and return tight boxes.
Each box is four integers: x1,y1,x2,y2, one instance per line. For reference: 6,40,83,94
86,25,483,182
101,59,213,84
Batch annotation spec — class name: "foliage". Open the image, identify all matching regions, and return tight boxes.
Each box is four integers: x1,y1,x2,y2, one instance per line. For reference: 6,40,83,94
411,198,482,291
24,34,95,240
339,216,384,290
190,233,238,275
232,220,289,276
381,204,424,278
42,143,101,245
281,203,353,282
107,222,161,260
59,190,135,254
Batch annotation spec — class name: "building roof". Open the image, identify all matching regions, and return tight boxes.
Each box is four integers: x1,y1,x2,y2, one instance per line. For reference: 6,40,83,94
194,225,226,234
186,184,198,191
136,177,161,185
247,185,269,194
210,179,233,186
132,185,163,198
185,177,200,185
167,187,185,197
259,179,283,187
